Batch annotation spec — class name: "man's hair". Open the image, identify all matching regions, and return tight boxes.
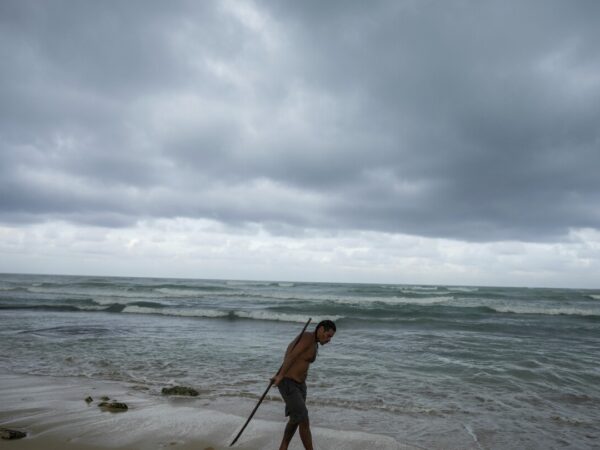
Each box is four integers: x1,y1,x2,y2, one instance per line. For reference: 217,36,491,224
316,319,336,333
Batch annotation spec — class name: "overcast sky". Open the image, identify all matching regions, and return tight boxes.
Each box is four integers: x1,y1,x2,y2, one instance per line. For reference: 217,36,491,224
1,0,599,288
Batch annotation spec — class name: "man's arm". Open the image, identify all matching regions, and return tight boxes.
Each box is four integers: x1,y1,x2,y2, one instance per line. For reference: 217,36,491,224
272,333,311,385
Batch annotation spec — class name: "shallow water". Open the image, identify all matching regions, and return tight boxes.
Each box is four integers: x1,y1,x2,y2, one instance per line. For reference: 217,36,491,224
1,273,599,449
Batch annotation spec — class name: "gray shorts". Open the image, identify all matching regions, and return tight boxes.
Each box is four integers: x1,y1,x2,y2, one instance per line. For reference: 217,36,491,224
277,378,308,424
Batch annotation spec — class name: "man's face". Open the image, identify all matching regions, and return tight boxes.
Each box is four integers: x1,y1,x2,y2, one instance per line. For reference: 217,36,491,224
318,328,335,345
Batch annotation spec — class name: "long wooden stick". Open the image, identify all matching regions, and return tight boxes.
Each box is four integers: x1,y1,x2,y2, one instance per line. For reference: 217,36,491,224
229,317,312,447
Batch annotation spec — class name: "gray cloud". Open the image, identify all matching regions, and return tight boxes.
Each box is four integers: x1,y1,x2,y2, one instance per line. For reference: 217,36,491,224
1,0,599,242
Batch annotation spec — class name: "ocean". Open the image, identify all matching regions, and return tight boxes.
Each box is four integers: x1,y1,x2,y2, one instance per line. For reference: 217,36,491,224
1,273,599,449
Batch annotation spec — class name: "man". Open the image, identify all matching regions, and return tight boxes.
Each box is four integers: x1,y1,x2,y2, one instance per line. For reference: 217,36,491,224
271,320,336,450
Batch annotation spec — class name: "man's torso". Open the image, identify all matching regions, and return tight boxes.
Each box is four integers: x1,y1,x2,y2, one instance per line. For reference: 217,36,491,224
285,332,318,383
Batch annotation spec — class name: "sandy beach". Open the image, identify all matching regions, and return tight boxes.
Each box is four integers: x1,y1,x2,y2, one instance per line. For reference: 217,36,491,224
0,372,418,450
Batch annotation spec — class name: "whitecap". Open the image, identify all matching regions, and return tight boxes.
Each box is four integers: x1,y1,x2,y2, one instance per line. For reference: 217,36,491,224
234,310,342,323
491,305,600,317
121,306,341,324
447,287,479,292
122,306,229,318
332,296,453,306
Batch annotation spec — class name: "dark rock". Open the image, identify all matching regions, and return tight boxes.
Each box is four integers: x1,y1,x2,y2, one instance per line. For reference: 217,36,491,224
85,396,93,403
100,396,110,401
0,428,27,440
161,386,199,397
98,401,128,411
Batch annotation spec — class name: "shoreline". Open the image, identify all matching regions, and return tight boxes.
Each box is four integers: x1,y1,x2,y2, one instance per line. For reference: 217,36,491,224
0,371,418,450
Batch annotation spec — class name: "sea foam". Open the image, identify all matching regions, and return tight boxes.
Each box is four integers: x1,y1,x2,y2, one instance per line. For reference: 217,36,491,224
332,295,453,306
491,305,600,317
122,305,342,323
122,306,229,318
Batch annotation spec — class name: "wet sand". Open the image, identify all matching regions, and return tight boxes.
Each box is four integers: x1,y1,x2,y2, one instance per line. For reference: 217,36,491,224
0,372,419,450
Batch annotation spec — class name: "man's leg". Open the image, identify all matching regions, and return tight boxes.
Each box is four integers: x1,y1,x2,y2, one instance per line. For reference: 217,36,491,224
298,418,313,450
278,420,299,450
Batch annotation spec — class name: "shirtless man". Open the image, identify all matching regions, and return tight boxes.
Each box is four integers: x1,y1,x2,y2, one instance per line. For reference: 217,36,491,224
271,320,336,450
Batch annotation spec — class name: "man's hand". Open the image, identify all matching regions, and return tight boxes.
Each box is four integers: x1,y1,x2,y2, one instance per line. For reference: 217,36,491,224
271,374,283,386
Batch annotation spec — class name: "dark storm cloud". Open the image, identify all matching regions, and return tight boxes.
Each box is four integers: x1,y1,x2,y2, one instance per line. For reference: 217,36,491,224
1,0,600,241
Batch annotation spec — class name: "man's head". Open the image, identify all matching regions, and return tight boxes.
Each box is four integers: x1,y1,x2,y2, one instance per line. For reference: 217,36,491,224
315,319,336,345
